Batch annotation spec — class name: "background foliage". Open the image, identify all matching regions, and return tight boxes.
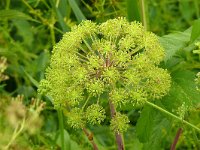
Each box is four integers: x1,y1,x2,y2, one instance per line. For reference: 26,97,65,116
0,0,200,149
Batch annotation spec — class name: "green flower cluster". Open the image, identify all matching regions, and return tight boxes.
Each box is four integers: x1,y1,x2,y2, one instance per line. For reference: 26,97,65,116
39,18,171,132
110,113,129,133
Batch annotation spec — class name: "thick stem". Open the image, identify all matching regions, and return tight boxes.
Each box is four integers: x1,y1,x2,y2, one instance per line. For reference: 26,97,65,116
170,128,183,150
83,128,98,150
109,100,125,150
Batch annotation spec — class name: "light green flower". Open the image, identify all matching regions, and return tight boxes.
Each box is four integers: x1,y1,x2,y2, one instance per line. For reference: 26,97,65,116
39,17,171,130
110,88,128,107
67,108,85,129
110,113,129,133
86,104,106,125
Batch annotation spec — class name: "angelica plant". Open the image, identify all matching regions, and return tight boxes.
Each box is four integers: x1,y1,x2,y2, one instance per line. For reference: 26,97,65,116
39,18,171,149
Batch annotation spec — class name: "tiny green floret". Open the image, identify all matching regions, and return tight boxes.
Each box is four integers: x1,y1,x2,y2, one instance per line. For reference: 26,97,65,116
39,17,171,131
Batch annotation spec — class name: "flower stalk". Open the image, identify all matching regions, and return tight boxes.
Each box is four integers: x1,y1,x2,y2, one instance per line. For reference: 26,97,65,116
109,100,124,150
170,128,183,150
4,118,25,150
83,128,99,150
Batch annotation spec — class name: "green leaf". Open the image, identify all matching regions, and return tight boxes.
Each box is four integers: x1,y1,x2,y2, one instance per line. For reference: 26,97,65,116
70,140,81,150
190,18,200,42
162,70,200,111
126,0,141,22
159,29,191,61
13,20,34,47
0,10,37,22
136,104,171,149
56,129,71,150
68,0,86,23
136,105,153,142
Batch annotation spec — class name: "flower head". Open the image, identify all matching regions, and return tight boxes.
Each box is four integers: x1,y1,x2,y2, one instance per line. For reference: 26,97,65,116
86,104,106,125
39,18,171,130
67,108,85,129
110,113,129,133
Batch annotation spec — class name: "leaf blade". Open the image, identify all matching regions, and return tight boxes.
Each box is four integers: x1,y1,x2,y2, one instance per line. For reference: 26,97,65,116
68,0,86,23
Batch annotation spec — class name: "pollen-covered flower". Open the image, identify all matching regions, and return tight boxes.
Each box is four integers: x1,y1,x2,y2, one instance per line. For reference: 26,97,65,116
39,18,171,130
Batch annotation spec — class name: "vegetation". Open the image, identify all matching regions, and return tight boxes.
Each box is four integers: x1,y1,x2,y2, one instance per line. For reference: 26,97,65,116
0,0,200,150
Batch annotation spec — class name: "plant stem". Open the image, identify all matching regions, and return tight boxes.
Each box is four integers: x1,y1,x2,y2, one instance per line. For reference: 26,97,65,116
170,128,183,150
83,128,99,150
50,24,56,45
146,101,200,132
140,0,148,30
58,109,65,150
4,118,25,149
50,10,56,45
21,0,45,22
82,94,91,110
109,100,125,150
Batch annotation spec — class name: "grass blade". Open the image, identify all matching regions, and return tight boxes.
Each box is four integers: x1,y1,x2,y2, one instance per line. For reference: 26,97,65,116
50,0,70,32
68,0,86,23
0,9,38,22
